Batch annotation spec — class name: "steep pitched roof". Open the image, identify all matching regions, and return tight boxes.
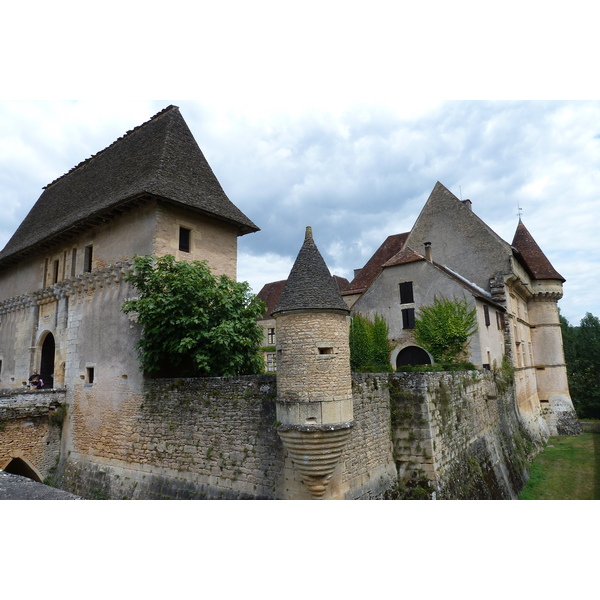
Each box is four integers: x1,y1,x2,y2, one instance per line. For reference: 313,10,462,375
0,105,259,269
342,232,409,295
511,220,565,282
273,227,350,315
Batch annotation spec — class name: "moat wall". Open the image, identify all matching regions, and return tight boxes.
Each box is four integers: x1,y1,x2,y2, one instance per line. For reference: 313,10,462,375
53,370,540,500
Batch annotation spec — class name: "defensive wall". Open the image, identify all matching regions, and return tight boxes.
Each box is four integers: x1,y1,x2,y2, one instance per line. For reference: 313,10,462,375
49,368,538,500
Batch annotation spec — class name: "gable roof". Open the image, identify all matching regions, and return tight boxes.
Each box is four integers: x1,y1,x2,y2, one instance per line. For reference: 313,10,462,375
0,105,259,269
273,227,350,315
511,220,565,282
382,245,426,267
342,232,409,295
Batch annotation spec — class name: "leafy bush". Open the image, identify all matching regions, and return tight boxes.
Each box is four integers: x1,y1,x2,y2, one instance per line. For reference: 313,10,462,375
350,313,392,372
123,254,266,377
414,296,477,364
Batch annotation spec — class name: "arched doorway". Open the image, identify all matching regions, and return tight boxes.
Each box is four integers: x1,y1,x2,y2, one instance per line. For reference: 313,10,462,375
396,345,432,368
40,333,55,389
3,457,42,482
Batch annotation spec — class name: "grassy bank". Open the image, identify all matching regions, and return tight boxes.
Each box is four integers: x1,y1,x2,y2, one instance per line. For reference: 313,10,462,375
519,432,600,500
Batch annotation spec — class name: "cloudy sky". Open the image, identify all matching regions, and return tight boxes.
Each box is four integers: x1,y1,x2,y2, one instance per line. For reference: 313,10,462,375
2,3,599,331
3,0,597,580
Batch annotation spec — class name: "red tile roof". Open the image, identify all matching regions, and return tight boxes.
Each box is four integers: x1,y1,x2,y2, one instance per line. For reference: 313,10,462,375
257,280,287,319
382,246,426,267
342,232,409,295
512,221,565,282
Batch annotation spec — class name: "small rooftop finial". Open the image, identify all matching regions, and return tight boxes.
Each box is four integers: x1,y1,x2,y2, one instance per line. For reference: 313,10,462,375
305,226,313,242
517,203,523,223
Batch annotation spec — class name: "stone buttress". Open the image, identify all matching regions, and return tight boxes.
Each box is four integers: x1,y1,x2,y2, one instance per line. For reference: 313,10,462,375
272,227,354,499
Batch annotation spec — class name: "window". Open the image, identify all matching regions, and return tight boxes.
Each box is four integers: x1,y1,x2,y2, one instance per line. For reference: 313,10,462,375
84,245,93,273
266,353,277,372
496,311,505,330
86,367,95,385
179,227,191,252
483,305,490,327
318,347,334,354
399,281,414,304
71,248,77,277
267,328,275,345
402,308,415,329
53,260,60,284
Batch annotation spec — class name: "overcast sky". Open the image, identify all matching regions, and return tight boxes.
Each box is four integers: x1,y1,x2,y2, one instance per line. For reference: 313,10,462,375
4,0,598,577
2,2,599,331
2,98,598,325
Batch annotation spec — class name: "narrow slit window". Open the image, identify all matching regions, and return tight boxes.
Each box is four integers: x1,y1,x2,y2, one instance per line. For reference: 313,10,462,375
483,305,490,327
43,258,49,287
318,347,334,354
179,227,191,252
71,248,77,277
53,260,60,284
84,245,93,273
86,367,95,384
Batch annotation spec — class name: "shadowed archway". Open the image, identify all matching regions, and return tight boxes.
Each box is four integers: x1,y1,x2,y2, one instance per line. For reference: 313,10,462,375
40,333,55,389
396,345,431,368
3,457,42,482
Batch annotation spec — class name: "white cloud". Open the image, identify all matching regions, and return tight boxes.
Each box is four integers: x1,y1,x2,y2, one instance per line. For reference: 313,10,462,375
2,101,600,325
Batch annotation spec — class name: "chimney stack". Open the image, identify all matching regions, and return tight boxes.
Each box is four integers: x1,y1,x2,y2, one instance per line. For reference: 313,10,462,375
424,242,432,262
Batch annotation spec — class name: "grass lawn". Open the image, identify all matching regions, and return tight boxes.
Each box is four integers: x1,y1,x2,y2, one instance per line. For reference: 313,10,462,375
519,433,600,500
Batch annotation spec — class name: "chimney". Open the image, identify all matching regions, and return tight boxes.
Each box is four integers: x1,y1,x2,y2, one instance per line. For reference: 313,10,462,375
462,199,472,211
424,242,432,262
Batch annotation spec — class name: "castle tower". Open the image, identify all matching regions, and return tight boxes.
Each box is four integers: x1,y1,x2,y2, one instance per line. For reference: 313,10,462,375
512,221,581,435
273,227,354,499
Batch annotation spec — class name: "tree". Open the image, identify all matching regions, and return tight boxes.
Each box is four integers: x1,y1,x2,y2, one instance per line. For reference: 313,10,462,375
414,296,477,364
349,313,392,372
122,254,266,377
561,311,600,419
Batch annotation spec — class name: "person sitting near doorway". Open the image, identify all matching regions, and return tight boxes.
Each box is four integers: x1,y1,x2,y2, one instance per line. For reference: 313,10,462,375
28,369,43,389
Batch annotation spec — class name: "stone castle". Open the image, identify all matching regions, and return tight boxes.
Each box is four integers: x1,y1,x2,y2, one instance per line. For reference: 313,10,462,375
0,106,580,499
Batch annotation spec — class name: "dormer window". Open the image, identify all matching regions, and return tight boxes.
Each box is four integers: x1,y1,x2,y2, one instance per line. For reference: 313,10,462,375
179,227,191,252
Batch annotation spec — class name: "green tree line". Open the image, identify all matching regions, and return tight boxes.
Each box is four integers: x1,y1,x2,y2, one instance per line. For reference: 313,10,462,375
560,311,600,419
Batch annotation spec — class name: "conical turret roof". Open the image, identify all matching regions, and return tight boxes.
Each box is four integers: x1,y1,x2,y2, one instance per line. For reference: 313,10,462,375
512,220,565,282
273,227,350,315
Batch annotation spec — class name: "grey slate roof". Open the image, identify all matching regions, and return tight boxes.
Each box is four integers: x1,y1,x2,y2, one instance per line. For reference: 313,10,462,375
273,227,350,315
0,105,259,269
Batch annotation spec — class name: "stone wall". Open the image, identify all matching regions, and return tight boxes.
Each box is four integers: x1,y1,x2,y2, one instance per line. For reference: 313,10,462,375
0,389,66,481
54,370,541,500
388,370,540,499
58,374,396,500
61,375,283,499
